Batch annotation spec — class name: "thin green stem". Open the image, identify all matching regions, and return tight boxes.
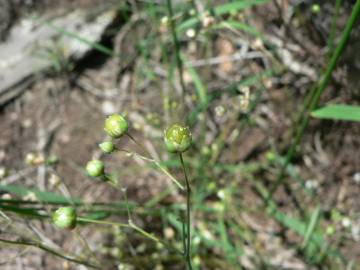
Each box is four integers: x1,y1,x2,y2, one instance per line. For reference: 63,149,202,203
121,188,132,222
0,237,100,269
77,217,130,228
0,210,11,222
166,0,187,101
74,229,100,265
181,214,187,256
130,221,182,254
128,220,159,242
269,0,360,197
328,0,342,56
77,217,182,255
107,179,121,190
126,132,152,158
118,148,185,190
179,153,193,270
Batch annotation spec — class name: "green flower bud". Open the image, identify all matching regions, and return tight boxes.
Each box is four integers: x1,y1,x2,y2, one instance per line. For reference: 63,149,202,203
326,225,335,236
52,207,77,230
266,151,276,162
164,124,192,153
86,159,104,177
104,114,128,138
311,4,320,14
99,141,115,154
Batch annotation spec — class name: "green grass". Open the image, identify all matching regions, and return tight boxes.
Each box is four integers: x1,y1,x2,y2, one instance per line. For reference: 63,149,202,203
311,104,360,121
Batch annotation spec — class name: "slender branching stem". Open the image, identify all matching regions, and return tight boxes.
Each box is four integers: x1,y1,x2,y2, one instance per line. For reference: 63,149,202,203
117,148,185,190
77,217,129,228
77,217,182,254
181,214,187,256
0,237,100,269
179,153,193,270
121,188,132,222
166,0,187,102
74,229,100,266
328,0,343,57
126,132,152,158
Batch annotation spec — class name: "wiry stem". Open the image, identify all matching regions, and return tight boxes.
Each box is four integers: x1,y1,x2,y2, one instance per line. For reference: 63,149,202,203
77,217,182,254
117,148,185,190
166,0,187,104
126,132,152,158
0,237,100,269
166,0,186,91
179,153,193,270
121,188,132,222
74,229,100,266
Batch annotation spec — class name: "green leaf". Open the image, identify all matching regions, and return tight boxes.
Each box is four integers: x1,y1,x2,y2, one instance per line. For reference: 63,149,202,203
213,0,270,16
0,204,48,218
302,205,322,250
46,22,114,56
185,58,208,107
217,214,237,265
177,0,270,33
311,104,360,121
214,20,263,39
273,209,323,258
0,184,82,204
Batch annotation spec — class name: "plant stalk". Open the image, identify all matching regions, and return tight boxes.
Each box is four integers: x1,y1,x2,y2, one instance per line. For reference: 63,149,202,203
126,132,152,158
166,0,187,105
77,217,182,254
117,148,185,190
0,237,100,269
179,153,193,270
328,0,343,56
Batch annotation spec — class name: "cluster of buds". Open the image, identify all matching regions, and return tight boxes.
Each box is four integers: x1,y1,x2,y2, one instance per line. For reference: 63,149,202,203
53,113,192,230
85,113,129,179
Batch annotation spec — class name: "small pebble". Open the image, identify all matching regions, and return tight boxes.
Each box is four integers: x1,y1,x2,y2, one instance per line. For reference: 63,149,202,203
353,172,360,184
102,100,116,115
342,217,352,228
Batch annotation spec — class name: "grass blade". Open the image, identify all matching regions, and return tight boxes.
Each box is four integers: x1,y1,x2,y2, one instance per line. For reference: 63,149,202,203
0,184,81,204
302,205,322,249
47,22,114,56
177,0,270,33
217,214,237,265
185,60,208,107
311,104,360,121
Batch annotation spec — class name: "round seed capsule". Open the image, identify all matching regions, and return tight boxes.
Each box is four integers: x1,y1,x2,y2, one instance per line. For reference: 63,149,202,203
104,114,128,138
52,207,77,230
164,124,192,153
86,160,104,177
99,141,115,154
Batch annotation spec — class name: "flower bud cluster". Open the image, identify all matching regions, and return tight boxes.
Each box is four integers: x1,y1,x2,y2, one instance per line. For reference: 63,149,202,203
86,114,128,178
